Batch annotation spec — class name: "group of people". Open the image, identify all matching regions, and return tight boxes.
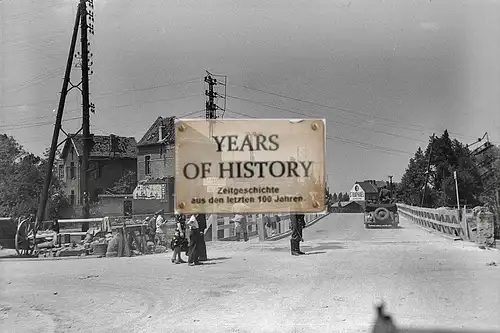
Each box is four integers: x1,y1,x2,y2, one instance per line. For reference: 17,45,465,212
170,212,208,266
145,209,208,266
146,208,307,261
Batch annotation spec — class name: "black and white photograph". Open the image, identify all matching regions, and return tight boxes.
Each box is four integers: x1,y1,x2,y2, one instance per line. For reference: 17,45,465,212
0,0,499,332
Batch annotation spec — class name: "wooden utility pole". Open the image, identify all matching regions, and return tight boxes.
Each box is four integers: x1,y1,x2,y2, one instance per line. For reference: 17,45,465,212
421,133,435,207
80,0,91,219
35,5,82,228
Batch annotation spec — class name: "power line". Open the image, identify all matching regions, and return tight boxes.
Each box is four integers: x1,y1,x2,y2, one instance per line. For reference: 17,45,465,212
0,116,81,131
0,94,202,129
229,82,481,142
224,109,413,157
9,109,207,147
0,77,203,109
96,77,202,96
227,94,429,144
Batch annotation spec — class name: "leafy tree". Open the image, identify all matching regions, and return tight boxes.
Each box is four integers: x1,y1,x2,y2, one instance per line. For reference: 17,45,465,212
107,169,137,194
396,146,429,206
342,193,350,201
397,131,484,208
332,192,338,202
0,134,69,220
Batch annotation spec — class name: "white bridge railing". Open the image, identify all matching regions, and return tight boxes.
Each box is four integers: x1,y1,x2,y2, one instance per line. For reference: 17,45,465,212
396,203,469,240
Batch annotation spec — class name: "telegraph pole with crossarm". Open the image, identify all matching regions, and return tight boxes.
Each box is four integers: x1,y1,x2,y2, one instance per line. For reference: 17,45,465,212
35,0,96,235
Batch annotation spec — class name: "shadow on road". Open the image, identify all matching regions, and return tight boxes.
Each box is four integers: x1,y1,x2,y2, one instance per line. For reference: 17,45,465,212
305,242,346,251
302,251,327,255
204,257,231,261
368,225,405,230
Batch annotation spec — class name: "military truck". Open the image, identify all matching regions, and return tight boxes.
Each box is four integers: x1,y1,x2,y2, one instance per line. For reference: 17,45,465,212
364,202,399,228
363,184,399,228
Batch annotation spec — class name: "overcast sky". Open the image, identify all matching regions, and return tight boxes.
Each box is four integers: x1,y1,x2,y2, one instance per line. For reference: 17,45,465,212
1,0,499,192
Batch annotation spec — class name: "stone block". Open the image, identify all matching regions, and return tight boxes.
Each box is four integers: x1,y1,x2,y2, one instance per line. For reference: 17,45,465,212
476,211,495,248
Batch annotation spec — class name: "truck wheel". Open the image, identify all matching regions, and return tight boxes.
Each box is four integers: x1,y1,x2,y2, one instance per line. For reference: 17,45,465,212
374,207,390,221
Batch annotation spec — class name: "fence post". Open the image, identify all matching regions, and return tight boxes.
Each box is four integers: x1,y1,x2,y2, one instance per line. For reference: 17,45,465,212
477,210,496,248
224,216,231,238
462,207,470,241
211,214,218,241
258,214,266,241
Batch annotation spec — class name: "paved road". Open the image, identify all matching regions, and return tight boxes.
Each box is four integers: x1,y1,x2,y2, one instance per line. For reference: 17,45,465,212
1,214,499,333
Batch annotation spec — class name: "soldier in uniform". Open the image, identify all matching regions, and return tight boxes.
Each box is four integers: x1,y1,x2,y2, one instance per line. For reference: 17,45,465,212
290,213,305,256
379,185,391,204
196,213,208,261
297,213,306,242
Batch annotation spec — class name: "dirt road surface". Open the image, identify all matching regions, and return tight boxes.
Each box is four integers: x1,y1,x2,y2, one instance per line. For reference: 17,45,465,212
1,214,499,333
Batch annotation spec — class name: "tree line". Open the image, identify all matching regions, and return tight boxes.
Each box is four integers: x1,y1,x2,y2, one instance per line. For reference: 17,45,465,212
395,130,499,209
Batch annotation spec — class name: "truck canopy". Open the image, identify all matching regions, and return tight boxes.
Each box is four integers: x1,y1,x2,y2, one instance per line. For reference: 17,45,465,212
365,203,398,213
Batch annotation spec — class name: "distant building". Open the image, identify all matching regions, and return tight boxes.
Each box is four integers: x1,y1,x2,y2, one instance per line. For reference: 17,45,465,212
57,134,138,208
348,180,381,202
136,116,176,182
133,116,219,213
331,201,363,213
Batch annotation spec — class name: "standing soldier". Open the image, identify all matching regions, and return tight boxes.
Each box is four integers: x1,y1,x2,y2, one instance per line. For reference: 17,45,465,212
196,213,208,261
297,213,306,242
290,213,305,256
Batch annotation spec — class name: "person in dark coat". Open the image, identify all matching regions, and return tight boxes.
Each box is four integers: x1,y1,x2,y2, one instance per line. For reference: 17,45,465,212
290,213,305,256
297,213,306,242
379,185,391,204
196,213,208,261
186,214,202,266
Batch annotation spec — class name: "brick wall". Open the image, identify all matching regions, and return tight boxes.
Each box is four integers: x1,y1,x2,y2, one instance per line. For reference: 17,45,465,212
87,158,137,202
137,144,175,182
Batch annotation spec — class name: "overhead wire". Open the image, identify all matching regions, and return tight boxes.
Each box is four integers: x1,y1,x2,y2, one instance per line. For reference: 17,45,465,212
224,109,413,158
228,82,481,143
0,77,203,109
226,94,429,144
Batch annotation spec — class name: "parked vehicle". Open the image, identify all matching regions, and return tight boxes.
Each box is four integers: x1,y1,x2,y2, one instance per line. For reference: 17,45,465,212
364,202,399,228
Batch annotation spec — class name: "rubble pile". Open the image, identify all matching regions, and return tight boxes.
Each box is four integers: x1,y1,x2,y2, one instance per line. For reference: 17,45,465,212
33,216,171,258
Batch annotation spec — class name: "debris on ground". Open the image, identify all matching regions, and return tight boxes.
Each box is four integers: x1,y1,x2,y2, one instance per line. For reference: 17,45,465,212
486,261,497,266
154,245,167,253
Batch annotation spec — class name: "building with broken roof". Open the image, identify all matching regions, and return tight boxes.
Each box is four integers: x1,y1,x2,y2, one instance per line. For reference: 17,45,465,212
130,116,221,213
57,134,138,210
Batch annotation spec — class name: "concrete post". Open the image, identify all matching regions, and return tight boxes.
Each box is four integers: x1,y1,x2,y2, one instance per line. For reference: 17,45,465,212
210,214,218,241
476,210,495,248
258,214,266,241
224,217,231,238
